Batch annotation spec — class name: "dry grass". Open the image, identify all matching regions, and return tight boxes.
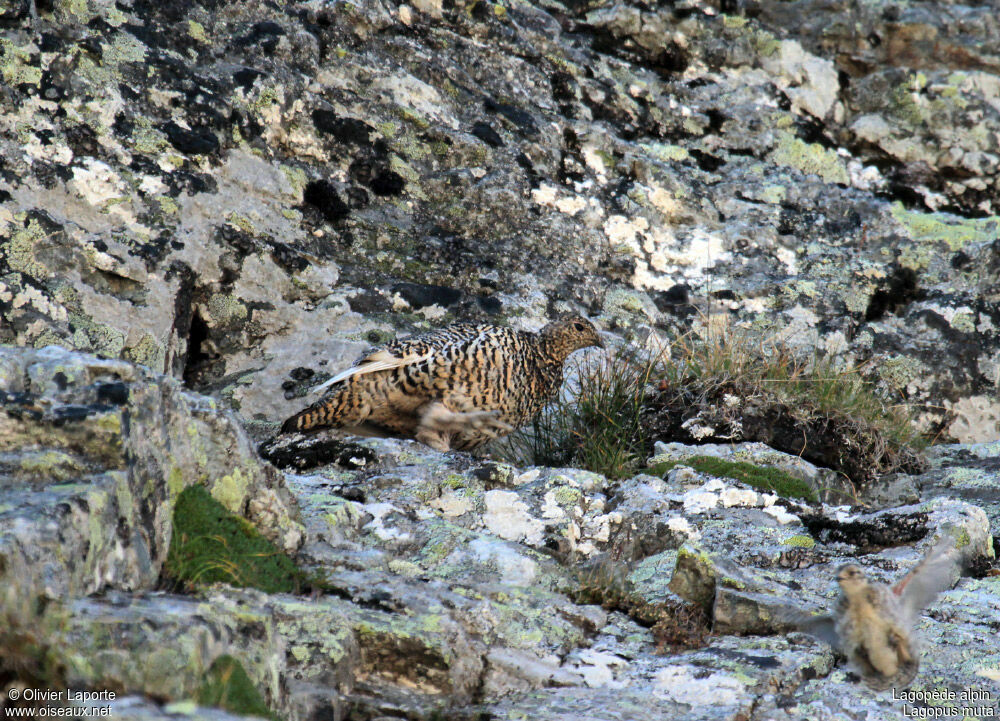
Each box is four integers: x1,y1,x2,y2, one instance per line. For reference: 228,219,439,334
503,329,926,487
502,346,659,479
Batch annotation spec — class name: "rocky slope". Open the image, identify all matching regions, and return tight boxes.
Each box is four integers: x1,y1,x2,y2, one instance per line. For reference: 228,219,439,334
2,0,1000,718
1,346,998,720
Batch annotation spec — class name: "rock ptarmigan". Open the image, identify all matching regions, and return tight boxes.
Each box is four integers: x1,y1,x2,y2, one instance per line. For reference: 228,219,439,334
787,538,962,690
281,316,604,451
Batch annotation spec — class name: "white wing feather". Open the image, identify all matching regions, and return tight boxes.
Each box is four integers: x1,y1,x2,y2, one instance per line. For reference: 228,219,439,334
311,350,433,395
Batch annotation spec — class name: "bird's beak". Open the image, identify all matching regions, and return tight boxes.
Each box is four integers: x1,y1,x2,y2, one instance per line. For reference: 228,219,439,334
595,335,606,349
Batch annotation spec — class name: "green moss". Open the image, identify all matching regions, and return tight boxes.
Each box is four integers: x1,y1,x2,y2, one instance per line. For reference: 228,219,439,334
196,655,278,721
164,485,305,593
651,456,817,502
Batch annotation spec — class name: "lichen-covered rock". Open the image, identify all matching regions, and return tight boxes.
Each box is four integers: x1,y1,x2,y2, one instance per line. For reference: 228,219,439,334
0,346,302,610
3,0,1000,715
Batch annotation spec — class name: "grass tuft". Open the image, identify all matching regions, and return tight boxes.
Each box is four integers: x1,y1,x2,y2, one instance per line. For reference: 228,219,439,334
197,655,278,720
503,347,657,479
505,331,926,487
163,485,306,594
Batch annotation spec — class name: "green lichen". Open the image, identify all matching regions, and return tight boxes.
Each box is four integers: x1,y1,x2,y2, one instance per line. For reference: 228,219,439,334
123,333,166,372
641,142,690,163
376,120,400,138
953,526,971,549
891,203,1000,251
18,451,84,482
7,219,49,278
207,294,249,325
168,466,185,495
551,485,583,507
0,39,42,87
187,20,207,42
768,132,849,185
759,185,786,204
782,534,815,548
280,165,307,197
211,467,250,514
950,311,976,333
877,354,922,391
164,485,306,593
753,30,782,57
888,80,925,126
196,655,277,721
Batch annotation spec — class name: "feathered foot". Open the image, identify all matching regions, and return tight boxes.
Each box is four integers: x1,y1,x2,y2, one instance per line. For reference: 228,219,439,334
415,401,513,451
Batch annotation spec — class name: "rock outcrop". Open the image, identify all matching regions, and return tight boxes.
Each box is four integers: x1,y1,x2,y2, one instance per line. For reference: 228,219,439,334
1,0,998,440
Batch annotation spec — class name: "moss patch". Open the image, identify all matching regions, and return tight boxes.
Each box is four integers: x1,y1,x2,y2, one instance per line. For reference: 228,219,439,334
163,485,305,593
650,456,817,502
197,655,277,720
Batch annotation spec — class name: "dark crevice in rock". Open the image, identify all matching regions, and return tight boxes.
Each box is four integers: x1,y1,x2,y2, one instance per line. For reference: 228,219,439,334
863,265,922,321
181,310,214,389
799,511,929,552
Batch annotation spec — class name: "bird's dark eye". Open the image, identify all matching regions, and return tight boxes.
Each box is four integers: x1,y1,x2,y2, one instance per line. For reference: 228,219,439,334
573,322,586,332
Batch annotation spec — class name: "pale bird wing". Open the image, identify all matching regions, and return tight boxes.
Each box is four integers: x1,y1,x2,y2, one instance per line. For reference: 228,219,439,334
777,607,841,649
893,538,962,616
312,349,433,395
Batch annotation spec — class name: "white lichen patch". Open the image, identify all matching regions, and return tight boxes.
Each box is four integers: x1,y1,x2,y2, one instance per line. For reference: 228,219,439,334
483,490,545,545
374,72,458,129
943,395,1000,443
654,665,747,706
515,469,541,485
468,537,538,585
720,487,759,508
682,488,720,514
762,504,800,524
69,158,129,209
666,515,700,541
362,502,411,541
429,490,472,517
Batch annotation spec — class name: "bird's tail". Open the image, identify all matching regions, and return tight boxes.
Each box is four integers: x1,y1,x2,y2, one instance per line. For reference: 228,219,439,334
281,385,370,434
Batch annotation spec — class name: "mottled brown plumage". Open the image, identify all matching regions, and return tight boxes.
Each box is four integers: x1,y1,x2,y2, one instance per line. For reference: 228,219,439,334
281,316,604,450
787,539,961,690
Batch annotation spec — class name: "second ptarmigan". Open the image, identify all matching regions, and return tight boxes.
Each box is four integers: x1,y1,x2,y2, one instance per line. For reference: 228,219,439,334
281,316,604,451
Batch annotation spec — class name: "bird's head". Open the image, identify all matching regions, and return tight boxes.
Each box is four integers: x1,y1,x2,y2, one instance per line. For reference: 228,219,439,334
836,564,868,595
540,316,605,362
